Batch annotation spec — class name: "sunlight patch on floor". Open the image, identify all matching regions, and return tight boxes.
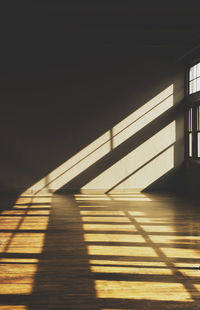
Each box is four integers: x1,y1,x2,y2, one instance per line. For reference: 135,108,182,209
83,224,137,232
81,216,131,223
87,245,157,257
91,265,173,275
0,306,28,310
84,234,145,243
0,194,51,300
95,280,193,301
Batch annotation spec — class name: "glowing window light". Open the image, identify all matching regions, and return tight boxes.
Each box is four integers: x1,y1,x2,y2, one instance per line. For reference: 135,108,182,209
189,133,193,157
189,62,200,94
188,108,193,157
197,133,200,158
197,105,200,158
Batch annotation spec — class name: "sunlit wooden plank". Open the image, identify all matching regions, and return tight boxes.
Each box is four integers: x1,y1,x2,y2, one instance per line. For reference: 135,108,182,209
141,225,177,232
90,260,167,267
149,235,200,243
0,258,39,263
83,224,137,232
78,205,111,208
0,264,38,273
128,211,146,216
90,265,173,275
0,284,33,294
0,274,35,284
174,263,200,277
13,205,51,209
84,234,145,243
87,245,157,257
0,306,27,310
81,216,131,223
32,197,52,204
95,280,193,301
2,192,200,309
161,248,200,259
80,211,124,216
15,197,33,205
193,284,200,292
1,210,26,215
134,217,175,223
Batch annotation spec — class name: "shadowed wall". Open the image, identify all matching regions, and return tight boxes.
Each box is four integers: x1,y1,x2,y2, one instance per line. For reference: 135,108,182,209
0,2,191,196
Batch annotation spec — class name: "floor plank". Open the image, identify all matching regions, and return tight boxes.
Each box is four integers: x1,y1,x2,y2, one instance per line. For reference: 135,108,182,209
0,192,200,309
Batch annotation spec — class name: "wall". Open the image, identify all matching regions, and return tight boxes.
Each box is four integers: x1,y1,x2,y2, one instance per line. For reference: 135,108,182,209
183,50,200,196
186,160,200,195
0,48,186,195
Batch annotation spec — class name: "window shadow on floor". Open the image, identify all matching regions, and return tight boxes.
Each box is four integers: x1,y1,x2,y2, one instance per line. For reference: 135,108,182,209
1,193,200,309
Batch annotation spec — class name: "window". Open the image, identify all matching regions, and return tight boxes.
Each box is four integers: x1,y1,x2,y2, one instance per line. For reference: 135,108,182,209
187,61,200,159
197,105,200,157
189,62,200,94
187,107,193,157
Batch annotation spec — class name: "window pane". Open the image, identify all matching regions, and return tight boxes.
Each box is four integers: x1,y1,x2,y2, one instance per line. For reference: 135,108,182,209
194,79,197,93
189,81,193,94
190,66,195,81
197,106,200,131
188,108,192,131
198,132,200,158
189,133,192,157
197,77,200,92
189,80,198,94
194,64,197,79
197,63,200,77
189,63,200,94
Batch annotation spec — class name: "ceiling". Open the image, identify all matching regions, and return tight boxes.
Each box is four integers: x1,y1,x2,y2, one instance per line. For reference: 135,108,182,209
2,1,200,70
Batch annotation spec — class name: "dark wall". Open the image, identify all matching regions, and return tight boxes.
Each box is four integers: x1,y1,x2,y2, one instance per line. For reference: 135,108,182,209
1,2,193,194
185,161,200,195
0,49,185,194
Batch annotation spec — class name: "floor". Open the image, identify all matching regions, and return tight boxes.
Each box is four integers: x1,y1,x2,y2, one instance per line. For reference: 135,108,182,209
0,192,200,309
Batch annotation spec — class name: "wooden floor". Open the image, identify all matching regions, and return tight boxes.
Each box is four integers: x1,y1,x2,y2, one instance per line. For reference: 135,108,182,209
1,192,200,309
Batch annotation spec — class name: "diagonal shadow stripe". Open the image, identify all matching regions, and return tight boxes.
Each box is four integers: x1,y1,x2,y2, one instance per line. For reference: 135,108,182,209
105,143,174,194
24,85,175,194
59,103,182,192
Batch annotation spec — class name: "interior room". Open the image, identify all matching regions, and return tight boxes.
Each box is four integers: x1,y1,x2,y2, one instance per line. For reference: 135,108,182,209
1,2,200,309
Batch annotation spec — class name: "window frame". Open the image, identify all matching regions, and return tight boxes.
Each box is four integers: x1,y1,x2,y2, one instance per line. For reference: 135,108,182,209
186,59,200,160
